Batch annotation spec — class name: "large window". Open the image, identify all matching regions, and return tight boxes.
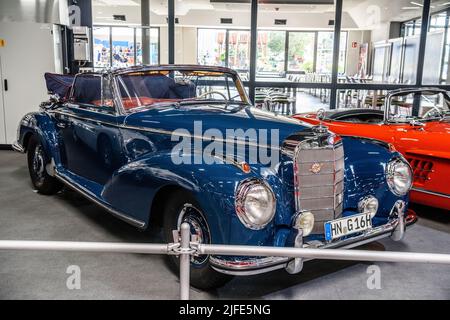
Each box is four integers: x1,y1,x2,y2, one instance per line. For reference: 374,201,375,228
196,28,251,73
100,0,450,111
93,26,160,70
257,31,286,75
136,28,159,66
197,29,227,66
93,27,111,69
341,0,428,85
228,30,251,71
176,1,251,66
196,29,347,78
424,3,450,84
255,0,338,86
288,32,315,73
315,32,347,74
112,27,135,68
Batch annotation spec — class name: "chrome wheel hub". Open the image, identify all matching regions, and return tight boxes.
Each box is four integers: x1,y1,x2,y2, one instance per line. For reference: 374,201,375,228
177,204,210,267
33,146,45,179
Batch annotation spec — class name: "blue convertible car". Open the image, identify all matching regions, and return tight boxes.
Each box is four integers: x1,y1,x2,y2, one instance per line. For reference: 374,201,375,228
13,65,416,289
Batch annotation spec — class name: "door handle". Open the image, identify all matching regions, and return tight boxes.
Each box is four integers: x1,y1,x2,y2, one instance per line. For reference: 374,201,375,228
3,79,7,91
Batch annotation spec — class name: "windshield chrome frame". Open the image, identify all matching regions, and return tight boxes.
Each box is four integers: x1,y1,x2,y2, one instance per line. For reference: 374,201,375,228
112,67,251,113
384,87,450,124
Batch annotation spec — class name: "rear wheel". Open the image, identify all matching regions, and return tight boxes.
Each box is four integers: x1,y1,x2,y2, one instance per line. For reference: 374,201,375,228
163,190,233,290
27,135,63,195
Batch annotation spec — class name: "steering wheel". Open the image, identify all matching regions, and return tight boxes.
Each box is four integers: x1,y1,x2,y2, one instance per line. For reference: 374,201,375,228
198,91,227,100
423,106,444,119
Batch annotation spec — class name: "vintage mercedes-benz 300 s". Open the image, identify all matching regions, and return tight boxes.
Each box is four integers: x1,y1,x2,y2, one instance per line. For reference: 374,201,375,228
13,65,416,289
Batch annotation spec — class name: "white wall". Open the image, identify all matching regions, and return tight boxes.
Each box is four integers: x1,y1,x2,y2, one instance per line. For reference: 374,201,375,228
0,22,55,144
156,26,198,65
159,26,168,64
174,27,196,64
371,22,391,43
345,30,372,76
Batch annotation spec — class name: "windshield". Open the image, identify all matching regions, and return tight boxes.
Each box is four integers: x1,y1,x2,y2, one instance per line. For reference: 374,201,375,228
387,91,450,123
115,69,249,111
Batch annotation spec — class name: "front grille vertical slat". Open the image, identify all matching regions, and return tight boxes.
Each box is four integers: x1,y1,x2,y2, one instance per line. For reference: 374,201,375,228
294,142,345,234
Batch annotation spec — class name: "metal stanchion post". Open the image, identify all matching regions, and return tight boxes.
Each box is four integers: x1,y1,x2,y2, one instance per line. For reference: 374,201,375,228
179,222,191,300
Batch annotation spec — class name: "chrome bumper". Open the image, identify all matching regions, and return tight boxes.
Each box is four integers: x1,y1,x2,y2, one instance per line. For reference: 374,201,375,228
12,141,25,153
211,201,415,276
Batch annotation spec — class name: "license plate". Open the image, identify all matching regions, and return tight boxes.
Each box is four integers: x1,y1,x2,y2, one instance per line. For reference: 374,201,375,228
324,213,372,241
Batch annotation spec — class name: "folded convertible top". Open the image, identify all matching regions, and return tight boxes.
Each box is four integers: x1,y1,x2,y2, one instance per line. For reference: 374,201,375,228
44,73,74,99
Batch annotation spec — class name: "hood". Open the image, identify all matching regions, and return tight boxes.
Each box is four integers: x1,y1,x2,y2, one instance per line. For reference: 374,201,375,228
123,104,313,145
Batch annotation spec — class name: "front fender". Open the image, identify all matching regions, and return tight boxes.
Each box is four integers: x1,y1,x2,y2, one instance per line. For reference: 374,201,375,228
102,152,277,245
342,137,409,222
16,112,62,164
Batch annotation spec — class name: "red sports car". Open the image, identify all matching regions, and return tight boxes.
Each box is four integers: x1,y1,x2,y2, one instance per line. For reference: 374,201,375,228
294,88,450,211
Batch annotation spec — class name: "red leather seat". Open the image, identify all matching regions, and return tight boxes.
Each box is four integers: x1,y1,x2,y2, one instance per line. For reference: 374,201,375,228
90,97,181,110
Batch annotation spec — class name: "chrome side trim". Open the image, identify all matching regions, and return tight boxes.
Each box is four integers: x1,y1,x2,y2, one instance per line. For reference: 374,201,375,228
12,141,25,153
411,187,450,199
51,110,281,151
210,256,289,276
212,153,252,173
55,170,146,229
51,110,118,127
211,261,288,276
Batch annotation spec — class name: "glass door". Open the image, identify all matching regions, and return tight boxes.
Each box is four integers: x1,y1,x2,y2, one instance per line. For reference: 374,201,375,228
93,26,111,70
112,27,135,68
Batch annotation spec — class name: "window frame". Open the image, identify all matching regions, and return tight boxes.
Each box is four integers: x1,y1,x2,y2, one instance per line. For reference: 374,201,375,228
93,25,161,70
68,74,117,114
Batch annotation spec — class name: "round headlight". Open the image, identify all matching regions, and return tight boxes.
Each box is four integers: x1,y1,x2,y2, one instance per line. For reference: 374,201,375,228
386,159,413,196
235,179,276,230
358,196,379,218
294,211,315,236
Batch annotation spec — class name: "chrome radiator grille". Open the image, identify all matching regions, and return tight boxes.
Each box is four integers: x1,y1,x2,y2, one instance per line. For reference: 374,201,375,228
293,141,345,234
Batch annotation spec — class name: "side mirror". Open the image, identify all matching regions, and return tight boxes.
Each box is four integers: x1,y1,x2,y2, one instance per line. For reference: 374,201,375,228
49,94,62,103
40,94,62,110
409,119,425,128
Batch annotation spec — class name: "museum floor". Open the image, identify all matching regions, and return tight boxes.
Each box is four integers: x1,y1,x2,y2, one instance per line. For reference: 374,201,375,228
0,150,449,300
